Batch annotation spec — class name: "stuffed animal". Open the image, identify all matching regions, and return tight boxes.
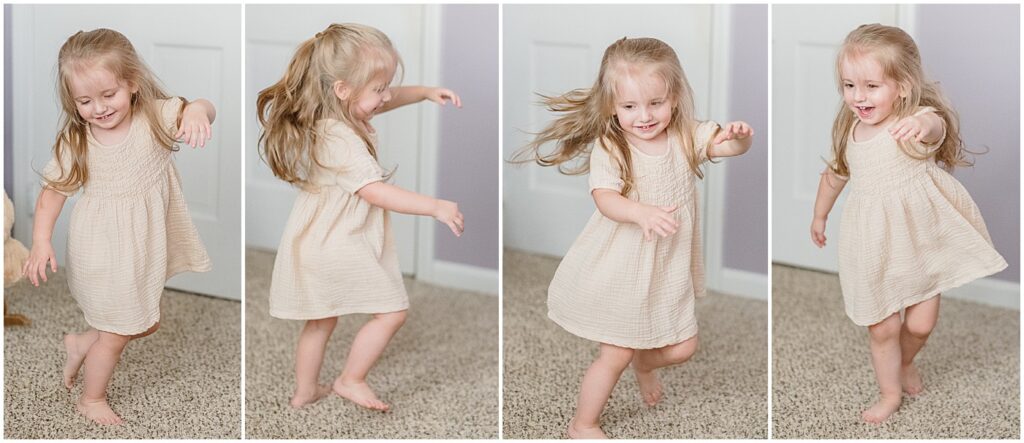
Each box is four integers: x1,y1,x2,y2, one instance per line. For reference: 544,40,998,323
5,192,31,326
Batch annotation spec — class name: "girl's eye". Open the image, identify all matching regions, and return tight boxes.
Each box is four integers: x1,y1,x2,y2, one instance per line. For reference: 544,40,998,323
622,105,634,110
652,101,663,106
868,84,878,89
104,94,115,98
843,83,853,88
79,100,91,105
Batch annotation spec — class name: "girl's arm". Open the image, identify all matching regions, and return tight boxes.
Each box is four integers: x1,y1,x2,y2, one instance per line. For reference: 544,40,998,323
810,169,847,248
592,189,679,241
708,121,754,159
357,181,464,236
175,98,217,148
379,86,462,113
22,188,67,286
889,110,944,144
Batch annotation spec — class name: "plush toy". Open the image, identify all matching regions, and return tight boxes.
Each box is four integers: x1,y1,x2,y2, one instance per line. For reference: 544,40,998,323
5,192,31,326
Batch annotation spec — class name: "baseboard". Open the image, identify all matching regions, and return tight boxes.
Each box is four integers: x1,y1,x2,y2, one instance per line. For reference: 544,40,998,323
714,267,768,300
420,260,498,296
943,276,1019,310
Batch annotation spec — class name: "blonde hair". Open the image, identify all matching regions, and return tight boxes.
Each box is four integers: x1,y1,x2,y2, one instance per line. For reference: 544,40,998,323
512,37,708,197
46,28,183,193
257,23,402,188
828,23,968,178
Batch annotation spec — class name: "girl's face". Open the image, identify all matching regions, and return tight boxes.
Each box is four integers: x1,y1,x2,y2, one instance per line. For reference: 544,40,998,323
351,70,394,122
68,63,136,132
613,68,674,145
840,54,903,127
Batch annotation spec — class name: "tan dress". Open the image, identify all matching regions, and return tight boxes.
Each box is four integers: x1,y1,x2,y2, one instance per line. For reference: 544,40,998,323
42,97,212,335
837,107,1007,326
547,121,720,349
269,120,408,320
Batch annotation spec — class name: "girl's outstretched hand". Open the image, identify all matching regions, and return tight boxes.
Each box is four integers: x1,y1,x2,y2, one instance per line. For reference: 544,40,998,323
889,114,931,142
712,121,754,145
633,204,679,241
175,104,213,148
810,217,827,248
22,242,57,287
433,199,465,237
425,88,462,108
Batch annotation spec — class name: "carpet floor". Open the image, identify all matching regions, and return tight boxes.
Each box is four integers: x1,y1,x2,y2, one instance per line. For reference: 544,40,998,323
502,249,769,439
772,264,1020,439
244,248,499,439
4,269,241,439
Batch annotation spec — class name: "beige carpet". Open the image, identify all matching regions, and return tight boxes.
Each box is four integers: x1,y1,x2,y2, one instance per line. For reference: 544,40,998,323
772,264,1020,439
244,248,499,439
502,249,769,439
4,270,241,439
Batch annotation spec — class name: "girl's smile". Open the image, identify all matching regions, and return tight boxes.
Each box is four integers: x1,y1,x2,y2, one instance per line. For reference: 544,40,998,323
613,66,674,150
840,54,903,129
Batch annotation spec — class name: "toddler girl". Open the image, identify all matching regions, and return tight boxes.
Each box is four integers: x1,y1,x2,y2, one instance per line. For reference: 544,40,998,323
515,37,753,438
257,23,464,411
810,24,1007,423
22,28,215,425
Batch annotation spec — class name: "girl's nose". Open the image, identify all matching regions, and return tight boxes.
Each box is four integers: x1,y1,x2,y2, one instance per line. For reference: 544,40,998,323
854,88,866,101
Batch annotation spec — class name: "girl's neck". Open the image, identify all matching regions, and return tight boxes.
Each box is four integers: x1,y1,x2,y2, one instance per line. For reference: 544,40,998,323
90,109,134,147
624,129,669,156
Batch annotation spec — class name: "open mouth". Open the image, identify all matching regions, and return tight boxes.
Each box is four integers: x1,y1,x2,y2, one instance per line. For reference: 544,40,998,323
95,111,116,122
854,106,875,119
634,122,658,131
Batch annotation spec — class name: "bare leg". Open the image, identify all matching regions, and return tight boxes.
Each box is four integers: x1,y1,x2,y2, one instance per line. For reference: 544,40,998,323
333,310,407,411
291,317,338,408
568,343,635,439
64,328,99,390
632,335,699,406
900,295,940,395
863,313,902,423
77,322,159,425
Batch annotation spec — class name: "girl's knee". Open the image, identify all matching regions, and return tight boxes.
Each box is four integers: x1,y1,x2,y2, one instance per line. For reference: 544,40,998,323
598,344,634,368
376,310,407,328
868,315,901,341
904,316,936,339
664,336,699,365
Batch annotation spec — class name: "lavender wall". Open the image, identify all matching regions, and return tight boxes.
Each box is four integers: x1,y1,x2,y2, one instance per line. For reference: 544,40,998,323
4,5,12,198
917,5,1020,283
722,5,769,275
435,5,499,270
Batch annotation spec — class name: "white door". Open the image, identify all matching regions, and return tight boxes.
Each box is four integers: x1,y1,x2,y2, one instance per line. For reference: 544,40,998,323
503,5,714,257
245,5,424,274
772,5,906,272
11,4,242,300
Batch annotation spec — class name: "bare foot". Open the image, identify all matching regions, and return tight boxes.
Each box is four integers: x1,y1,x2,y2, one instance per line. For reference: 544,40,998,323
633,367,663,406
63,334,88,390
567,418,608,439
77,398,123,425
332,378,389,411
289,384,332,408
901,363,924,396
862,394,901,424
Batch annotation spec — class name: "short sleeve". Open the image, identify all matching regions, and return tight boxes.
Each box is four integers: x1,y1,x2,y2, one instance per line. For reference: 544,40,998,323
40,149,80,197
588,139,624,193
821,166,849,183
911,106,946,153
692,120,722,164
158,97,186,135
317,121,384,194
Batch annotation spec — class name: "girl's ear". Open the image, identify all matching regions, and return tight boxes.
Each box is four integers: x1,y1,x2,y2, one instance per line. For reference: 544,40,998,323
333,80,351,100
898,82,910,99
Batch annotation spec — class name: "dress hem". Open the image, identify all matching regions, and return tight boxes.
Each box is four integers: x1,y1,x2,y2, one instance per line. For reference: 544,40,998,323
270,303,410,321
548,310,698,350
848,258,1008,326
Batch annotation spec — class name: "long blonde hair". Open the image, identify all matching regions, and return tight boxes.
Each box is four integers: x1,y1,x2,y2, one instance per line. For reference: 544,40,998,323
257,23,402,188
511,37,706,197
47,28,182,193
828,24,968,178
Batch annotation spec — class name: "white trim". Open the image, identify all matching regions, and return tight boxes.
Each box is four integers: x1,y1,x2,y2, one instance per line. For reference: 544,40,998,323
11,6,35,244
897,4,917,39
704,4,732,290
714,267,768,301
415,4,443,282
419,260,498,296
943,277,1019,311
